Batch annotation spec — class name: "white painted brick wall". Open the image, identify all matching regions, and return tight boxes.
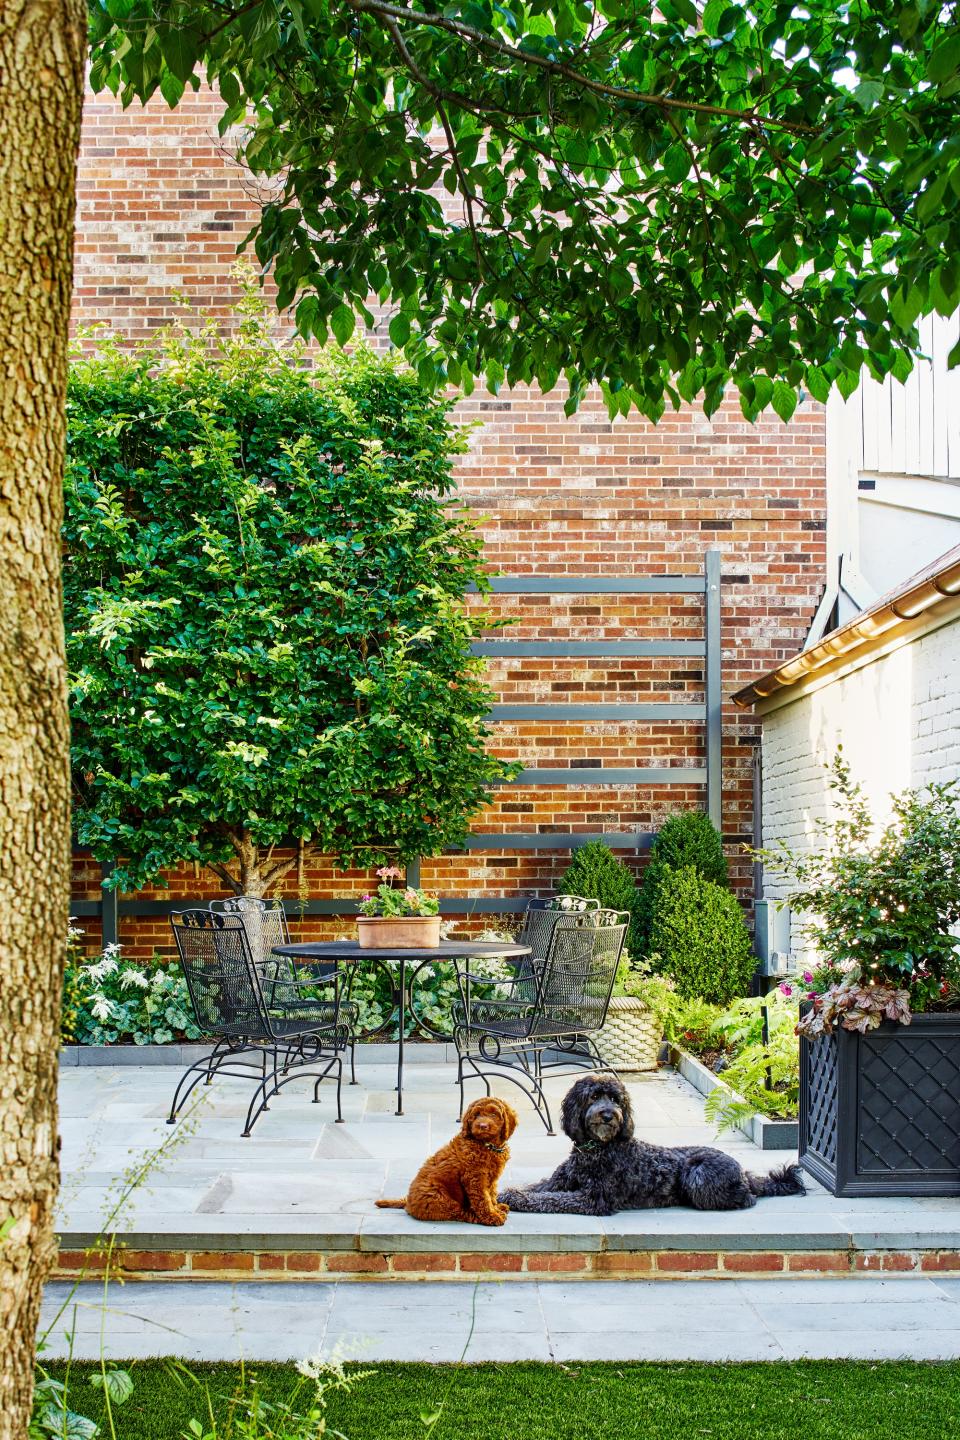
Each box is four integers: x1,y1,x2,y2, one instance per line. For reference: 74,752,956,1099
758,615,960,964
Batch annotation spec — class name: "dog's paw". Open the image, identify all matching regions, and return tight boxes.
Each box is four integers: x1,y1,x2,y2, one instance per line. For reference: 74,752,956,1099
496,1204,509,1222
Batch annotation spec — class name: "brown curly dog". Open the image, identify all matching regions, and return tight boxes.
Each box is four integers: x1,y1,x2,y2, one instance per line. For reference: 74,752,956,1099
376,1097,518,1225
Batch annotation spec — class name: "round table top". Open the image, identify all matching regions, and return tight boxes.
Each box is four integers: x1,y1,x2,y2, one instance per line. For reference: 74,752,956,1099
272,940,531,962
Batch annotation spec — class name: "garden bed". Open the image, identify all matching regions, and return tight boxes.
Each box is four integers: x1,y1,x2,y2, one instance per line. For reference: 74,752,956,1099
669,1046,799,1151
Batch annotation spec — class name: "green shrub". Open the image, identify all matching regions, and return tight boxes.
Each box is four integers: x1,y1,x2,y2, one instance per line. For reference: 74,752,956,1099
557,840,640,946
648,865,755,1004
635,811,728,953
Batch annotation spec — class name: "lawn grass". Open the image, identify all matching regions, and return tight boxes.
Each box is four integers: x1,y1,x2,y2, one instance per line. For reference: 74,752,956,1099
46,1360,959,1439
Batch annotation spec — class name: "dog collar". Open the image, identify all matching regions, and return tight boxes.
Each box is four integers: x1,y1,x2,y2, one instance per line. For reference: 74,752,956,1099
474,1139,507,1154
574,1139,603,1154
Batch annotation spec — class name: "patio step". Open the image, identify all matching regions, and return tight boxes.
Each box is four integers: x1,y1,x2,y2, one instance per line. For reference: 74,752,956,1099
54,1221,960,1284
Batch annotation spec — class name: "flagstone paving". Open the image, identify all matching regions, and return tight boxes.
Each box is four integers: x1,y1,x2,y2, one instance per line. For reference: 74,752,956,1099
40,1276,960,1362
54,1059,960,1254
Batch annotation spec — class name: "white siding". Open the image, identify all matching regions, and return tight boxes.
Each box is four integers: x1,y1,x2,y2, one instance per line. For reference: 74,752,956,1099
760,616,960,965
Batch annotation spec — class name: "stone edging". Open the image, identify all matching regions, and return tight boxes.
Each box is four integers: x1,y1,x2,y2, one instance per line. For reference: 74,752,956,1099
669,1046,799,1151
54,1245,960,1283
59,1042,456,1067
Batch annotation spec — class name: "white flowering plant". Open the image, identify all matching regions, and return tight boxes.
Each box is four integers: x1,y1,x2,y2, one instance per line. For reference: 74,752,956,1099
62,932,202,1046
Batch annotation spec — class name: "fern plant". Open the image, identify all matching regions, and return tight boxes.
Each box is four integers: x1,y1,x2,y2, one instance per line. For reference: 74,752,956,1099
701,993,800,1128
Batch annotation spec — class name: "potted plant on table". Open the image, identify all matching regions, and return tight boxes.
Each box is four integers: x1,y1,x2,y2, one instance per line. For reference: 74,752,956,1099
760,753,960,1197
357,867,441,949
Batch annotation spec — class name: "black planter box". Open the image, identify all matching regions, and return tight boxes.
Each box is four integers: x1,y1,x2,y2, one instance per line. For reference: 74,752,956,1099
800,1012,960,1197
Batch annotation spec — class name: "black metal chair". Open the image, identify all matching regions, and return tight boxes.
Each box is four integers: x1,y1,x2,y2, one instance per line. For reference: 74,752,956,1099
453,907,628,1133
168,909,352,1136
209,896,358,1083
512,893,601,996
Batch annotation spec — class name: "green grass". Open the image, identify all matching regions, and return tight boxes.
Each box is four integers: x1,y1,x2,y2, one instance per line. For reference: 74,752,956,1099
44,1361,960,1439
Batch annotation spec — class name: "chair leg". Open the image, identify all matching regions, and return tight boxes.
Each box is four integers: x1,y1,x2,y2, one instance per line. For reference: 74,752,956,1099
168,1045,226,1124
459,1052,554,1135
311,1054,344,1122
350,1039,358,1086
242,1071,274,1138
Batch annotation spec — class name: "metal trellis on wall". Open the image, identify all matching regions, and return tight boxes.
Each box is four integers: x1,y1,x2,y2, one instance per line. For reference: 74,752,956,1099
74,549,722,931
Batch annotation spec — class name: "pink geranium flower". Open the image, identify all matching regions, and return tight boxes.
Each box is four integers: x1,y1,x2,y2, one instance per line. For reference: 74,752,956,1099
779,982,793,996
376,865,403,881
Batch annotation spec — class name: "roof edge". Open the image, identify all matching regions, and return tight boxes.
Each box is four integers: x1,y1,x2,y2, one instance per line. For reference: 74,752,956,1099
733,545,960,711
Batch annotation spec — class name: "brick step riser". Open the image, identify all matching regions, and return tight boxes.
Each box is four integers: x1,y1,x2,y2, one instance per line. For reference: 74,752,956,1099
54,1248,960,1282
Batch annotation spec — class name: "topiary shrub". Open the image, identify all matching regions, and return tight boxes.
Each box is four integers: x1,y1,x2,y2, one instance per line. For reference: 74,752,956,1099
635,810,728,953
648,866,756,1005
557,840,640,945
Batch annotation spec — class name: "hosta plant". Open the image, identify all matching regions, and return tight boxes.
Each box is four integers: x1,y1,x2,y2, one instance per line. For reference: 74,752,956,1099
63,939,202,1046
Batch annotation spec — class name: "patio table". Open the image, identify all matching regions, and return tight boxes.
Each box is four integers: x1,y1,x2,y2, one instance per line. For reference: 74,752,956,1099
271,940,531,1115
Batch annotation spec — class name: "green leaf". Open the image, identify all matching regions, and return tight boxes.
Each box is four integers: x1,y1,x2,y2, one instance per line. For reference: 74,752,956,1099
330,305,355,348
388,314,410,347
771,381,798,423
928,34,960,86
662,144,690,183
160,27,200,84
90,1370,134,1407
158,67,185,108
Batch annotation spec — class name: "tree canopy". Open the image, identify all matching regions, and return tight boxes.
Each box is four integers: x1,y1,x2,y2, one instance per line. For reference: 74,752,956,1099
89,0,960,421
65,295,514,895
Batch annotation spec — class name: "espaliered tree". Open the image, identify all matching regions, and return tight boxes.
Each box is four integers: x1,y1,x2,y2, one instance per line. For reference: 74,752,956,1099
66,296,515,896
5,1,960,1432
88,0,960,421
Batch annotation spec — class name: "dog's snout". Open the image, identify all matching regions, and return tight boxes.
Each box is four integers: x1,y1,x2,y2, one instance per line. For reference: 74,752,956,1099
598,1106,615,1122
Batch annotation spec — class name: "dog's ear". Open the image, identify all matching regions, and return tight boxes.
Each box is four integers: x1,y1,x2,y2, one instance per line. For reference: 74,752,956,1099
560,1076,591,1144
496,1099,519,1139
614,1076,635,1140
461,1099,483,1135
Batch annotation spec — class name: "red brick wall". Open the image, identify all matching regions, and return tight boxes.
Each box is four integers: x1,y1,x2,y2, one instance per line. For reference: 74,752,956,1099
71,88,827,957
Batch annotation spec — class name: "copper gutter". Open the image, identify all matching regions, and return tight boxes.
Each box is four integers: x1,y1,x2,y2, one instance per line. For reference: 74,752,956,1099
733,546,960,710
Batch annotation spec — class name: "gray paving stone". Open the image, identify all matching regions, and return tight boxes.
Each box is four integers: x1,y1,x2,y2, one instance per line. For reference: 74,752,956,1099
55,1062,960,1261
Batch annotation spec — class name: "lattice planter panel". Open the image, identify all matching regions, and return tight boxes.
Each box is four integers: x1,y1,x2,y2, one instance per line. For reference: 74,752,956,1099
800,1014,960,1197
596,997,662,1072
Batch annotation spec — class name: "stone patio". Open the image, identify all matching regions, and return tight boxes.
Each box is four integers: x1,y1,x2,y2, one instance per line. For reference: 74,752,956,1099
41,1054,960,1362
53,1055,960,1276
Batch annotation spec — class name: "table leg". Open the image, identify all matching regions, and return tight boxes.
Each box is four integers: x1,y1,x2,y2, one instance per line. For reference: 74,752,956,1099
396,954,406,1116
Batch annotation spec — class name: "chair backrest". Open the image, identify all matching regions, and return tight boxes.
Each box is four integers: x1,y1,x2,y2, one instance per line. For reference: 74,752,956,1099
170,909,268,1038
209,896,290,964
517,894,601,962
534,909,628,1037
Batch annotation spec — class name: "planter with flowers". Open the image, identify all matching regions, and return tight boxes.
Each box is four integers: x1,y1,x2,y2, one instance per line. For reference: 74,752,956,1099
357,867,441,949
761,754,960,1197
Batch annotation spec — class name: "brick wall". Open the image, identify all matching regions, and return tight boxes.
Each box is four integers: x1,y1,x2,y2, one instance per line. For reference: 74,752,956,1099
756,612,960,965
72,87,828,957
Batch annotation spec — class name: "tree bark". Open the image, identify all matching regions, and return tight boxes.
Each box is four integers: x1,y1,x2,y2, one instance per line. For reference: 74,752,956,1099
0,4,84,1436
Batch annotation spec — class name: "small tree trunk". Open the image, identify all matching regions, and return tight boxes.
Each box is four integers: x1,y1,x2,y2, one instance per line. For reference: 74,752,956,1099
0,3,84,1436
237,834,266,897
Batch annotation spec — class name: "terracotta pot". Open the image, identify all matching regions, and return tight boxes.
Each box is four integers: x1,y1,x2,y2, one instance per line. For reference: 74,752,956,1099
356,915,441,949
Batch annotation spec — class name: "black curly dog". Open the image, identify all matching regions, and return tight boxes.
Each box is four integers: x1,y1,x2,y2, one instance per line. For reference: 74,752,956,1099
499,1073,805,1214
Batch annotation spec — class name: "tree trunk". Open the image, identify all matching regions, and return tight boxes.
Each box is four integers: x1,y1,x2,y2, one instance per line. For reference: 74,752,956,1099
0,4,84,1436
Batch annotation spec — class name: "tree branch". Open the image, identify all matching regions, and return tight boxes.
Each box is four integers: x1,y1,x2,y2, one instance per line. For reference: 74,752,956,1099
206,859,243,894
347,0,820,136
